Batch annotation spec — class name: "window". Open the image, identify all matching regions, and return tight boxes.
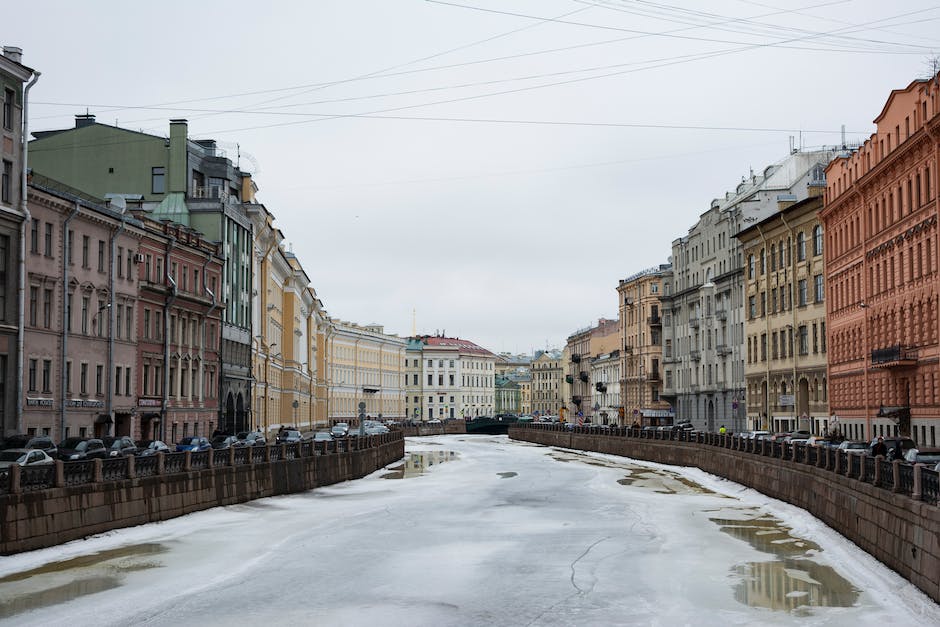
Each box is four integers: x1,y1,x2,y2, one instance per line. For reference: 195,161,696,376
2,88,13,130
814,275,824,302
98,240,105,272
43,288,52,328
813,225,823,256
117,247,123,278
798,279,807,306
44,223,53,256
81,296,89,334
30,219,38,253
427,374,433,386
798,326,809,355
96,364,103,395
28,359,36,391
67,229,74,265
82,235,89,268
747,254,755,279
115,304,122,339
115,366,122,395
80,363,88,395
65,360,72,393
29,286,37,326
125,367,131,397
748,295,756,319
42,359,51,392
797,232,806,261
126,304,133,339
1,160,10,203
143,309,150,339
152,167,166,194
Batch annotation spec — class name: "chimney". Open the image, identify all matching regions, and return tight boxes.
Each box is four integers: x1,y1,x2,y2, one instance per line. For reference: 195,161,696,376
75,114,96,128
2,46,23,64
168,119,188,194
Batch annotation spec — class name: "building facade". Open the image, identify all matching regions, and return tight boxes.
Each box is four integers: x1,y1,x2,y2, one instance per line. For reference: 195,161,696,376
618,265,672,426
530,350,563,417
822,74,940,446
662,150,836,433
416,335,496,420
738,194,830,435
0,46,36,437
328,321,406,423
589,350,621,425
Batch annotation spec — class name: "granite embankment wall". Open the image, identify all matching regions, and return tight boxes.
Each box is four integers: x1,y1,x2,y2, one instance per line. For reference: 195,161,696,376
510,426,940,604
0,435,404,555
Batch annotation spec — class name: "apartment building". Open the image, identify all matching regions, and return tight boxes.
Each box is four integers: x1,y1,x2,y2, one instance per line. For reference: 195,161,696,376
328,321,406,422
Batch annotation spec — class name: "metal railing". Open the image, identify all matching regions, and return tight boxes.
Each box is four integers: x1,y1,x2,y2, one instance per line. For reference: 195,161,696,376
514,423,938,506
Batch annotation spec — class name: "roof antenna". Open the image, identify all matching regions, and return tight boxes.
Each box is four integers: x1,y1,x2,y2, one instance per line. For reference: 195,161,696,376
841,124,846,150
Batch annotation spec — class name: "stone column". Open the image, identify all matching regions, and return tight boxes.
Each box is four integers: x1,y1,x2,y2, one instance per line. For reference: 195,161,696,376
8,465,21,494
913,463,923,501
156,451,165,474
228,446,236,467
891,460,901,493
54,460,65,488
183,450,192,472
93,458,103,483
126,455,136,479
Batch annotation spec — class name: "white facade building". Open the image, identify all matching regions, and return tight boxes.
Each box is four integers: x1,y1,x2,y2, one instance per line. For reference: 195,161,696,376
408,335,497,421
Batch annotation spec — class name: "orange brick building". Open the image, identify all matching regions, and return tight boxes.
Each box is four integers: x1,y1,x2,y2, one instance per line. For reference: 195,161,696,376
822,74,940,446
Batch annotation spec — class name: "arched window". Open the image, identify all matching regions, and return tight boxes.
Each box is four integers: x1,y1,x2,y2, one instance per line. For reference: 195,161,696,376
813,225,823,256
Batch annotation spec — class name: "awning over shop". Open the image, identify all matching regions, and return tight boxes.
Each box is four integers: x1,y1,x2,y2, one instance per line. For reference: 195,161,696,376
95,413,113,425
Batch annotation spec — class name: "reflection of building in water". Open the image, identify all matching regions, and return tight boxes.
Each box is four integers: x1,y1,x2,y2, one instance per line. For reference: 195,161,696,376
734,558,858,611
401,451,458,478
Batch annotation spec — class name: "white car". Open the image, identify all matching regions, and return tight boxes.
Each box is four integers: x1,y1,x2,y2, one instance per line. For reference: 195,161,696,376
0,448,55,469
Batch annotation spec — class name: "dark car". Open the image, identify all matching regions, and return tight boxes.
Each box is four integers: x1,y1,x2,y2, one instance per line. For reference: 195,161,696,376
57,437,108,461
671,422,694,432
137,440,171,456
330,423,349,438
102,436,139,458
211,435,245,449
175,436,211,452
236,431,267,446
869,437,916,460
275,429,303,444
1,434,58,458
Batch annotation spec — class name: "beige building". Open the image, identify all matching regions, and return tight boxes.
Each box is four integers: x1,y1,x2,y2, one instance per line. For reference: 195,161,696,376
738,194,829,434
618,266,673,426
518,375,532,415
566,319,618,422
737,194,829,434
328,321,406,422
249,200,322,434
530,350,564,417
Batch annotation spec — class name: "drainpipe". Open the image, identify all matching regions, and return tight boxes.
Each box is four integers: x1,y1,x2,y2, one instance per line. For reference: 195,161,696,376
106,204,129,436
59,201,80,439
202,256,219,429
160,236,177,443
15,70,40,435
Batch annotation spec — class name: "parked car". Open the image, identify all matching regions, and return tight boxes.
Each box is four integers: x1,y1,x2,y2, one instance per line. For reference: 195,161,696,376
869,437,916,459
137,440,170,456
903,448,940,465
211,435,245,449
364,424,390,435
427,419,443,426
311,431,334,442
744,430,770,440
837,440,869,455
1,434,58,458
236,431,267,447
56,437,108,461
769,432,791,442
0,448,55,469
805,436,829,447
175,436,211,452
671,422,694,432
102,436,139,458
330,423,349,438
275,429,303,444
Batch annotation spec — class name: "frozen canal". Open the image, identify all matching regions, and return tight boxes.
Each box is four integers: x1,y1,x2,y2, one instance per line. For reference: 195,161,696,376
1,435,938,626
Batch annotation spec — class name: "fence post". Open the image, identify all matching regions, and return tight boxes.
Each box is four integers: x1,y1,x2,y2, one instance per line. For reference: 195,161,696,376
8,464,21,494
229,446,236,467
156,451,165,475
183,451,192,472
54,460,65,488
913,464,923,501
126,455,136,479
872,456,881,485
264,444,271,463
891,460,901,493
93,458,103,483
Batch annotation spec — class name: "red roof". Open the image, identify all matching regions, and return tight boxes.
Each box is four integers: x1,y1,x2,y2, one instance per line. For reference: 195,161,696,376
422,336,496,358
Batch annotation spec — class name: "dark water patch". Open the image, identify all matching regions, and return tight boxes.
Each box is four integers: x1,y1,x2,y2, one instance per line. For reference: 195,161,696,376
381,451,459,479
497,472,517,479
0,543,167,618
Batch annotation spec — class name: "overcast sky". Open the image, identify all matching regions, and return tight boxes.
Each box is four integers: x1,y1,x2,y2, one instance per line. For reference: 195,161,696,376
11,1,940,355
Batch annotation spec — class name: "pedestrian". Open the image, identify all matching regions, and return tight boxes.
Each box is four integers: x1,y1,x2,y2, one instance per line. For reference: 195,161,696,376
871,436,888,458
719,424,727,435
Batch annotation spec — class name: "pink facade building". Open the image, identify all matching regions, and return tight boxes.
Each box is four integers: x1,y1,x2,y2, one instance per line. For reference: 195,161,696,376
23,175,143,440
133,214,223,443
822,74,940,446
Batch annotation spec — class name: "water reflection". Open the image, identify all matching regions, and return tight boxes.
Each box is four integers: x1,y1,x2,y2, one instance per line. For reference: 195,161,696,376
381,451,459,479
0,543,167,619
708,509,859,611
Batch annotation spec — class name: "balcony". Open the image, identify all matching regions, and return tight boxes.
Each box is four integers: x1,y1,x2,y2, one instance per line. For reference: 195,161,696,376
579,371,589,383
571,353,582,363
565,374,574,384
689,317,700,328
715,310,727,321
716,344,731,356
647,370,661,382
690,350,701,361
623,344,634,354
870,345,918,368
647,315,662,327
572,395,583,405
595,382,607,392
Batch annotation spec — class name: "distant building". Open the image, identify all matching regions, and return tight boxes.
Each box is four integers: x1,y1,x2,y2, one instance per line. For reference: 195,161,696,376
409,335,497,420
495,375,520,415
531,350,564,417
589,350,620,425
327,321,407,422
617,265,672,426
822,73,940,445
565,319,618,422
